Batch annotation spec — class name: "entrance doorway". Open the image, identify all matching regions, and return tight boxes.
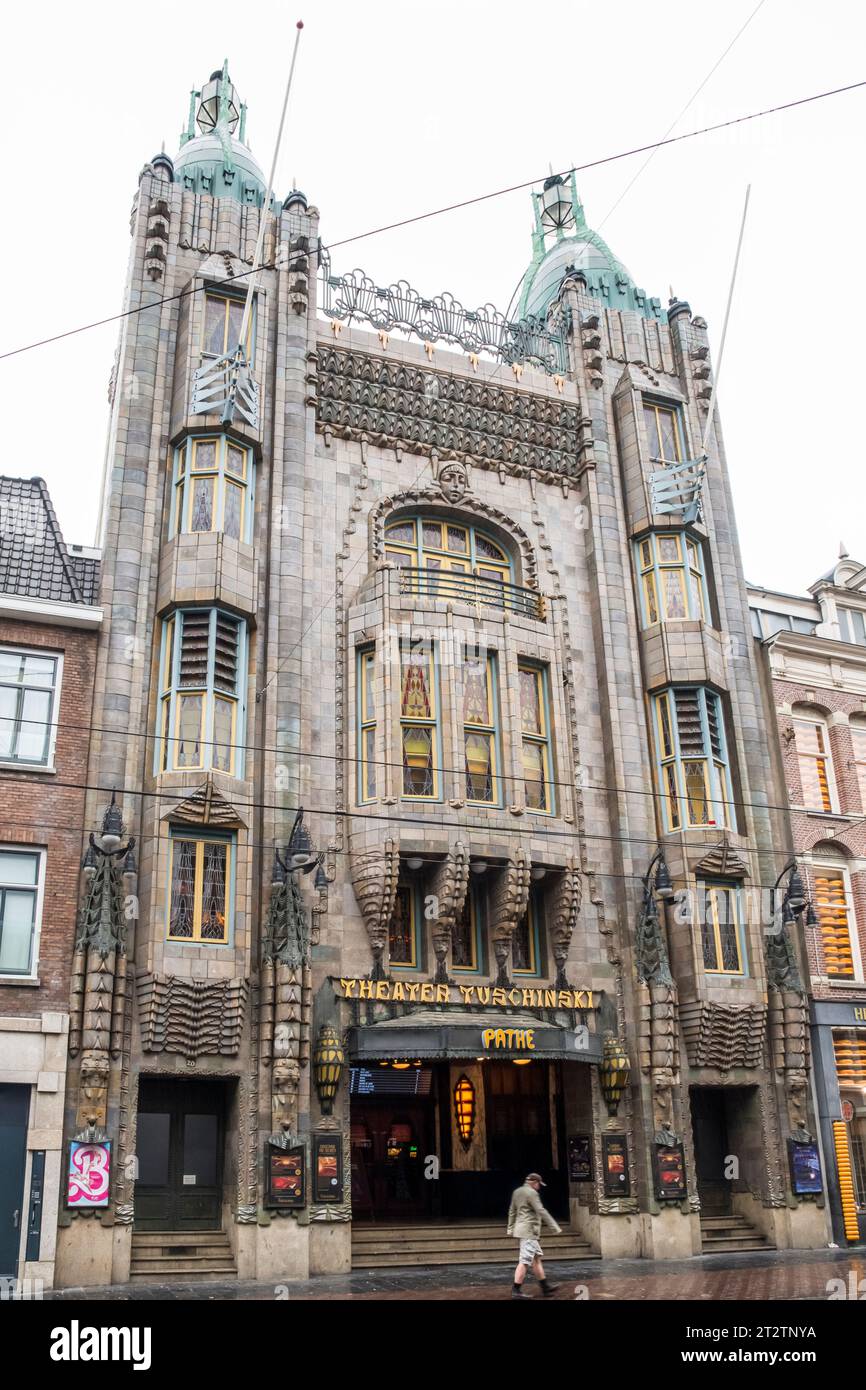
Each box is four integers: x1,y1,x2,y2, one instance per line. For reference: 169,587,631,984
485,1061,566,1218
0,1085,29,1277
134,1078,226,1231
351,1105,432,1221
691,1089,731,1214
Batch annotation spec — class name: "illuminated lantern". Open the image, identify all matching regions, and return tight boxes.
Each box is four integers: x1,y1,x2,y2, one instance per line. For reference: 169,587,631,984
599,1033,631,1117
453,1074,476,1150
313,1024,345,1115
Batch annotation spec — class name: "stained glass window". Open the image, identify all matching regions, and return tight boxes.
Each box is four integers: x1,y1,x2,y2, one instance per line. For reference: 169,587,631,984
699,881,744,974
357,648,377,802
168,837,230,944
518,665,552,812
389,885,416,967
384,516,513,608
636,533,708,627
463,654,499,804
172,435,252,542
400,641,438,798
452,893,479,971
513,897,541,975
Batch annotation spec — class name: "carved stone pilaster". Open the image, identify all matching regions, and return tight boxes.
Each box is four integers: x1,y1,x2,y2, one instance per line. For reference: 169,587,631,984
426,842,470,983
488,848,531,987
349,831,400,978
261,857,313,1135
548,860,582,988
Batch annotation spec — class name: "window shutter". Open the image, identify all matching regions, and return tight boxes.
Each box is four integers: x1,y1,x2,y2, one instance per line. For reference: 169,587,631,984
705,695,723,759
178,611,211,687
674,689,704,755
213,613,240,693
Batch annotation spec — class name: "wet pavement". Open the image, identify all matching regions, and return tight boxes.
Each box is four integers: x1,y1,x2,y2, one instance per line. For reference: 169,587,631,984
44,1246,866,1301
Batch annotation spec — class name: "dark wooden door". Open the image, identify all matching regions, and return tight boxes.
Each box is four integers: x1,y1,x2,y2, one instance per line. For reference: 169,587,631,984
690,1088,731,1215
0,1086,29,1277
134,1079,224,1231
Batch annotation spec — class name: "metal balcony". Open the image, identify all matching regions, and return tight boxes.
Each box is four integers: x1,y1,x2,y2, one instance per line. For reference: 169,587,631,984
396,566,545,620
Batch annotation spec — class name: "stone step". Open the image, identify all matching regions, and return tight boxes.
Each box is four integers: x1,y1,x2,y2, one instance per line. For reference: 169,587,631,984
354,1245,598,1269
129,1264,238,1283
699,1215,755,1229
132,1233,232,1250
354,1237,594,1258
700,1237,774,1253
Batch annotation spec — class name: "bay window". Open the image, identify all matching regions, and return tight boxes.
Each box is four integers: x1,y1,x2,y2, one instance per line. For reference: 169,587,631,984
171,434,253,542
167,834,232,944
636,532,708,626
652,686,734,831
158,609,246,777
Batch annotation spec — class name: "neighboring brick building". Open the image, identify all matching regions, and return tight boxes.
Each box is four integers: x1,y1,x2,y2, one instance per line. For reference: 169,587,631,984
0,476,101,1286
750,552,866,1246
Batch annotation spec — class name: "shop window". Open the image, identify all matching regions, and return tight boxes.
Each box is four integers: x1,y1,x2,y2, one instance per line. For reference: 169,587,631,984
652,687,734,832
0,647,61,766
517,663,554,814
357,646,377,803
813,862,860,980
833,1030,866,1211
157,609,247,777
793,712,837,813
698,879,745,974
513,894,543,976
400,638,439,799
643,400,685,464
462,651,501,805
171,435,253,542
636,533,708,626
389,884,419,969
167,834,232,944
201,289,255,360
0,847,44,976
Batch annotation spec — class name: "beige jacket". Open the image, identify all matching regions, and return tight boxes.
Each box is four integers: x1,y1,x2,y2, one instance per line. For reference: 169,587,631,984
507,1184,562,1240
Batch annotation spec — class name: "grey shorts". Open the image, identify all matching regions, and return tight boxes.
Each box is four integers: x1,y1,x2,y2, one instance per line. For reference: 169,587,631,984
518,1237,543,1266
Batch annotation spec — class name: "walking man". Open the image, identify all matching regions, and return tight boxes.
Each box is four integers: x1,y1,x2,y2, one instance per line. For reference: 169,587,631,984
507,1171,561,1298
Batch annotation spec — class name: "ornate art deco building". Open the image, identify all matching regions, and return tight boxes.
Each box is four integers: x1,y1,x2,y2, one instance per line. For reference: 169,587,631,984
57,66,828,1286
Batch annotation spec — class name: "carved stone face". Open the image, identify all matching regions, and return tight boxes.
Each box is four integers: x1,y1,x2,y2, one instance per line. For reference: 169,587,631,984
439,461,468,503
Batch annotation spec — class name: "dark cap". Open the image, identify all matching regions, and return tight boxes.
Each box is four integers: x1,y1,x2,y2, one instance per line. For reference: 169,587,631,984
525,1172,546,1186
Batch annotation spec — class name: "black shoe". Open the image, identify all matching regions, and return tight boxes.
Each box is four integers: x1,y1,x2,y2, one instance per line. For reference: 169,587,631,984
540,1282,559,1297
511,1285,532,1299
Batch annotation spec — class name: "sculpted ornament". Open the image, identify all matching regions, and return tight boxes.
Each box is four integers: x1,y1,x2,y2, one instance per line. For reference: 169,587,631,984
438,459,469,504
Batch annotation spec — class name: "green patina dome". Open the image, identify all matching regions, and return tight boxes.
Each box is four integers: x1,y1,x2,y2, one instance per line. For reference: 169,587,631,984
518,172,663,323
173,61,269,208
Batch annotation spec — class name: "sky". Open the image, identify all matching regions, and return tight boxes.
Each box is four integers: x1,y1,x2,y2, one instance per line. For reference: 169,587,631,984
1,0,863,593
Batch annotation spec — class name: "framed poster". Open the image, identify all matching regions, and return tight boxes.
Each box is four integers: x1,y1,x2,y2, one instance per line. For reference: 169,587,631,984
601,1133,630,1198
653,1142,687,1201
265,1142,305,1209
67,1140,111,1209
567,1134,593,1183
313,1134,343,1204
788,1139,822,1196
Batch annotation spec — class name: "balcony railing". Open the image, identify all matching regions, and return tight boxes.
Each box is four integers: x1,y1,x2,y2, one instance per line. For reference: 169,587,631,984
396,566,545,620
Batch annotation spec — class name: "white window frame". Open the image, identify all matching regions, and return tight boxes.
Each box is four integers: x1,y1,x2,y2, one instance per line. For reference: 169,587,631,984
0,845,47,980
792,710,839,814
0,645,63,770
850,718,866,813
810,855,865,984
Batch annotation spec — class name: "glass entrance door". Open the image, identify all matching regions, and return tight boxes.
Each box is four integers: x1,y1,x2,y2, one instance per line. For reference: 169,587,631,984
135,1079,224,1231
350,1104,430,1221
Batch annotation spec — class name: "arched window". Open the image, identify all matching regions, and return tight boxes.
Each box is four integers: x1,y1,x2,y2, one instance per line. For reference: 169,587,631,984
792,708,837,813
385,516,512,582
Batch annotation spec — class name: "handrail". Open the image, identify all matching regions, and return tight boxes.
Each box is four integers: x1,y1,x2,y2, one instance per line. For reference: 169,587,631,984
395,566,545,620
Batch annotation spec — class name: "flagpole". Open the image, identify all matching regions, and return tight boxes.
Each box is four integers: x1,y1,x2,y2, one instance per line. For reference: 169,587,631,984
701,184,751,456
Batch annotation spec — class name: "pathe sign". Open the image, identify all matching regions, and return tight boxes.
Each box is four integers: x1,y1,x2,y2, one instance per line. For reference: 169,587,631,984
482,1027,535,1051
337,977,596,1010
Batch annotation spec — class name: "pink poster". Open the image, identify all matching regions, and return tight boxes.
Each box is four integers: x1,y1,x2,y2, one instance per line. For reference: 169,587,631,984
67,1141,111,1208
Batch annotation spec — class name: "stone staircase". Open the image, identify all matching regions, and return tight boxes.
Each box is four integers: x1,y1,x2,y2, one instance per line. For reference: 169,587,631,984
130,1231,237,1283
699,1213,775,1253
352,1220,597,1269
